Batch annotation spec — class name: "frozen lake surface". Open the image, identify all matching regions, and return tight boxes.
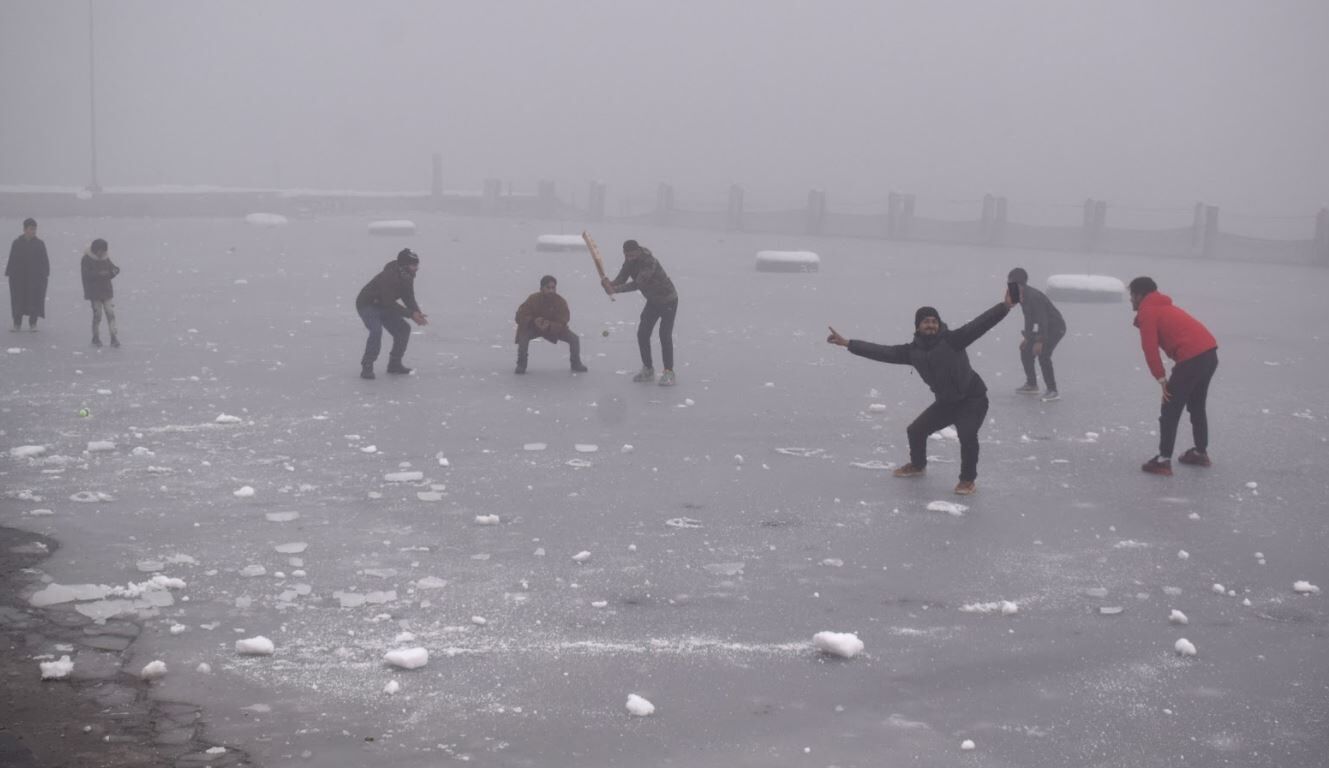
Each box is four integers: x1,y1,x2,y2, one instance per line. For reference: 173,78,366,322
3,213,1328,767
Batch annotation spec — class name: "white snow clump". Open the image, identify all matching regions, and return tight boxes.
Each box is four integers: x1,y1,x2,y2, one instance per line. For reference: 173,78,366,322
40,655,74,680
235,636,275,656
1174,638,1197,657
384,647,429,670
813,631,864,659
625,693,656,716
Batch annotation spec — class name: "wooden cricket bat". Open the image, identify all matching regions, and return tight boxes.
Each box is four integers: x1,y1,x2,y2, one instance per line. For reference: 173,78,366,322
582,231,615,302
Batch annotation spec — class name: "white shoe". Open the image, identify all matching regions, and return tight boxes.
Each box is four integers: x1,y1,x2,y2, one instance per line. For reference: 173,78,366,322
1041,390,1060,402
631,366,655,383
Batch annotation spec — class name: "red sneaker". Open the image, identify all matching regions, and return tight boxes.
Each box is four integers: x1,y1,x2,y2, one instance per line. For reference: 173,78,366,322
1178,448,1211,467
1141,457,1173,476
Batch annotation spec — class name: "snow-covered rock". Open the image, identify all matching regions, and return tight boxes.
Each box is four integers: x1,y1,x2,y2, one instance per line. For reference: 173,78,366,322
1045,274,1125,303
755,250,820,273
368,219,416,235
813,631,864,659
235,636,275,656
140,660,168,680
625,693,655,716
535,234,587,252
1174,638,1197,657
40,655,74,680
244,212,288,226
384,647,428,670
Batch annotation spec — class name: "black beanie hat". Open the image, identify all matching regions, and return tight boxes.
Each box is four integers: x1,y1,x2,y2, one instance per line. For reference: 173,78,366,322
396,248,419,265
914,306,941,328
622,239,641,253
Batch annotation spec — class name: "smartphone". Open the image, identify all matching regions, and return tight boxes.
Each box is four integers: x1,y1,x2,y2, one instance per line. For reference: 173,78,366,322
1007,281,1021,304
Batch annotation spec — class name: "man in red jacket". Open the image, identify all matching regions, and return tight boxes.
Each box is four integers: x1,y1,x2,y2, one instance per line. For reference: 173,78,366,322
1129,277,1218,476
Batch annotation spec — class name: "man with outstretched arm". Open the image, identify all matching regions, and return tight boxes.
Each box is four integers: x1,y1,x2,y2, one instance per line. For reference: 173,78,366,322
827,290,1013,495
1008,267,1066,401
355,248,428,380
1129,276,1218,476
514,275,587,374
602,239,679,386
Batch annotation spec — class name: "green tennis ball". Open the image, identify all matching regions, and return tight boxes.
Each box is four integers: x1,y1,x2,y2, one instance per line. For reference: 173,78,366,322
78,408,90,418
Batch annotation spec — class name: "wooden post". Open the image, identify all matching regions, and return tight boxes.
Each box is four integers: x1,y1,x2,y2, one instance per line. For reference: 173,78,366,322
887,192,901,239
981,194,996,245
727,184,744,231
1202,205,1220,259
482,178,502,213
1190,202,1205,254
587,181,606,222
1082,198,1097,251
654,183,674,226
993,196,1008,246
1095,200,1108,247
430,153,443,201
805,189,825,235
901,194,916,240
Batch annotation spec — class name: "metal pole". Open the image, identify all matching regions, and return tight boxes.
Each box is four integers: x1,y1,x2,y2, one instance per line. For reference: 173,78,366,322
88,0,100,191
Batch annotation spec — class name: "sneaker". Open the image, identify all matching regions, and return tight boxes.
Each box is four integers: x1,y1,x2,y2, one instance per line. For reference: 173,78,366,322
92,337,102,348
954,480,976,495
1141,456,1173,476
632,366,655,383
893,463,926,478
1040,390,1060,402
1016,382,1040,395
386,363,413,375
1177,448,1211,467
109,336,120,348
657,370,676,386
360,365,375,380
571,362,588,373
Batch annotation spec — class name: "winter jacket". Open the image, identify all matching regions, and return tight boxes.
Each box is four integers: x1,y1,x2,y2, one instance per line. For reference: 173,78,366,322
610,249,677,305
81,249,120,301
514,291,571,343
6,235,50,318
1133,291,1217,379
847,303,1010,403
1018,284,1065,342
355,261,421,318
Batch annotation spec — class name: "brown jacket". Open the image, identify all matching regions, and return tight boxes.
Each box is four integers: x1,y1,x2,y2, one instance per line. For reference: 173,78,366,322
514,291,571,343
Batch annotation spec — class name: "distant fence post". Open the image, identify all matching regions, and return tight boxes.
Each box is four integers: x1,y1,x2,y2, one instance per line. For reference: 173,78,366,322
1094,200,1108,248
430,153,443,201
901,194,916,240
654,183,674,226
806,189,826,235
887,192,902,239
1202,205,1220,259
727,184,744,231
1081,198,1097,251
1316,208,1328,266
1190,202,1205,254
981,194,996,245
587,181,606,222
482,178,502,213
537,180,556,217
993,196,1008,246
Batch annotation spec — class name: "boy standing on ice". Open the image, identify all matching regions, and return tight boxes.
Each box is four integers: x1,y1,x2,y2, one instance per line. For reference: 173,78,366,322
1008,267,1066,401
80,238,120,347
827,289,1013,495
1129,276,1218,475
602,239,679,386
355,248,428,379
514,275,587,374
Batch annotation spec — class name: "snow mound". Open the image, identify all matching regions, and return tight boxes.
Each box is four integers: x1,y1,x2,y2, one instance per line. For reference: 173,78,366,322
1045,274,1125,303
384,680,401,694
9,445,47,459
1293,581,1320,595
244,212,288,226
574,443,599,453
40,655,74,680
625,693,656,716
86,440,116,453
233,486,255,498
926,500,967,516
1169,609,1189,625
535,234,588,252
813,631,864,658
1174,638,1197,656
755,250,820,273
572,551,592,563
265,511,299,522
215,413,243,424
961,739,976,751
235,636,275,656
474,515,500,526
384,647,428,669
274,542,307,554
368,220,416,235
140,660,168,680
385,471,424,482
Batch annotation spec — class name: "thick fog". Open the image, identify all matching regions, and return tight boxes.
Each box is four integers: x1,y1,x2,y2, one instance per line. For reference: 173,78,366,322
3,1,1328,212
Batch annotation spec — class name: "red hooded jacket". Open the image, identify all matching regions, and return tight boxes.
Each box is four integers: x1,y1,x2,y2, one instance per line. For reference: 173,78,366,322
1133,292,1217,380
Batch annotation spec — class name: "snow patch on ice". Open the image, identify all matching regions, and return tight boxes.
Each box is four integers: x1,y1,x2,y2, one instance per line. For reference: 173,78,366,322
625,693,656,716
926,500,967,516
1293,581,1320,595
384,647,428,669
1174,638,1197,657
236,636,275,655
813,631,864,658
40,655,74,680
140,660,168,680
10,445,48,459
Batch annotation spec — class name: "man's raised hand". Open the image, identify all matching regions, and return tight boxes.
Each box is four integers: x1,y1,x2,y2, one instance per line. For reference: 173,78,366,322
826,326,848,347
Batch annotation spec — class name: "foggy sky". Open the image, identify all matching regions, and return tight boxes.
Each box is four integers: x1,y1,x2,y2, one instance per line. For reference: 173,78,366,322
2,0,1327,215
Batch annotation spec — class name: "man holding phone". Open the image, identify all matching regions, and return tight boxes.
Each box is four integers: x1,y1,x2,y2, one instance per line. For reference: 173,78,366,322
1008,268,1066,402
827,288,1013,495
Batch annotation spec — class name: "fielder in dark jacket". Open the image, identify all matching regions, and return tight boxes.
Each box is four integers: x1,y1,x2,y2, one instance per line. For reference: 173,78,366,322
354,249,428,379
603,239,680,386
1008,268,1066,401
81,238,121,347
6,218,50,331
828,291,1013,495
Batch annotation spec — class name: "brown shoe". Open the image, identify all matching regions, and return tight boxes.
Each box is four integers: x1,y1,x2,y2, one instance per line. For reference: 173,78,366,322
954,481,976,495
893,463,925,478
1177,448,1211,467
1141,456,1173,476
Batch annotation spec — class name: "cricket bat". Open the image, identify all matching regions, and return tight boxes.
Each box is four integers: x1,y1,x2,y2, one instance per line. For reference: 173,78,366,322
582,231,615,302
